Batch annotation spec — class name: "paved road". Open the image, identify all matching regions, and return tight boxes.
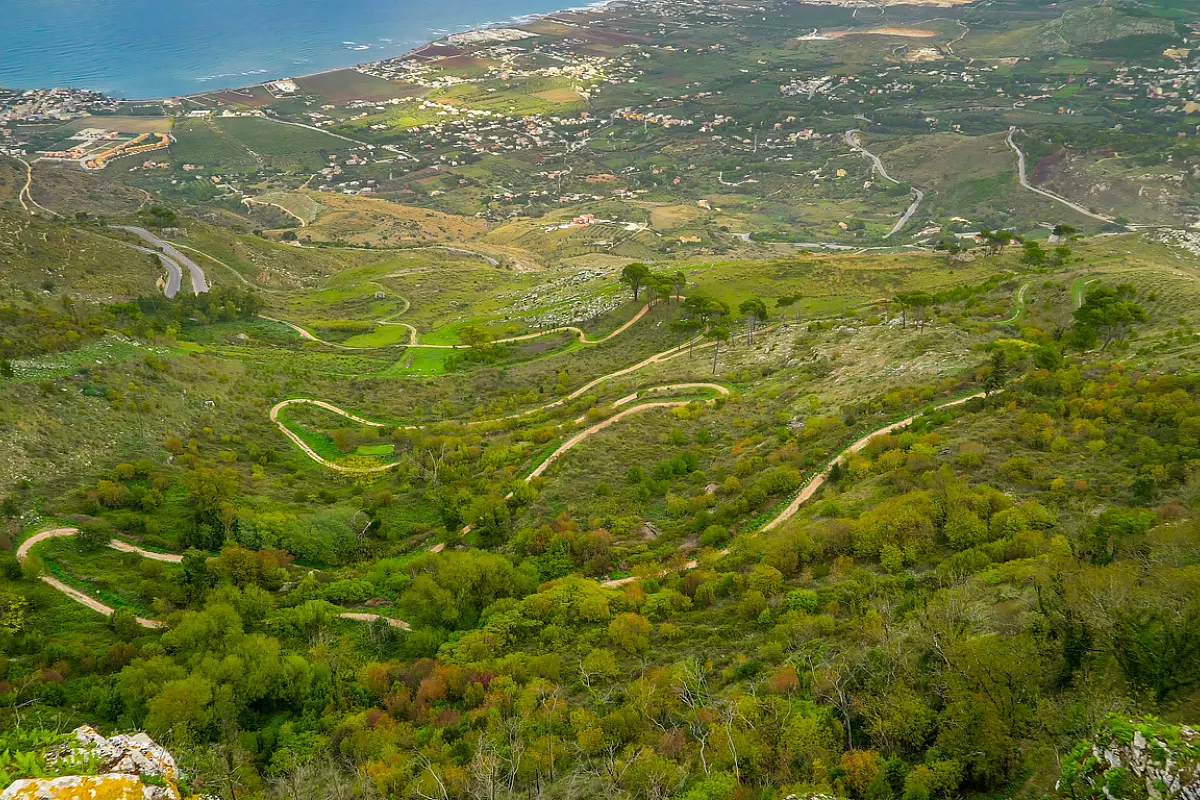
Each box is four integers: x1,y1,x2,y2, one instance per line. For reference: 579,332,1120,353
1005,128,1131,230
112,226,210,295
114,241,185,298
844,130,924,238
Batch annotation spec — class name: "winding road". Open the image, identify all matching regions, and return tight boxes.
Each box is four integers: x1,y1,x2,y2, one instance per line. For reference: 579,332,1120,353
528,384,731,480
242,197,310,227
112,240,187,299
112,226,210,295
15,527,410,630
12,156,58,218
262,295,683,351
1005,128,1131,230
600,390,990,587
270,297,795,476
16,528,175,628
22,387,996,619
844,130,924,239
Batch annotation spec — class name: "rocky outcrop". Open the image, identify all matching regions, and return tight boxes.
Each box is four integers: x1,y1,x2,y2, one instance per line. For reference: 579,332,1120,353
1058,716,1200,800
2,726,181,800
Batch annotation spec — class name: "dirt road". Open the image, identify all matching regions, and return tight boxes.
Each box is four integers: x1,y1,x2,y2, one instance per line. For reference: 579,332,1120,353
600,391,992,587
762,391,987,531
262,295,682,351
16,528,166,628
529,384,729,479
17,527,410,630
269,309,735,475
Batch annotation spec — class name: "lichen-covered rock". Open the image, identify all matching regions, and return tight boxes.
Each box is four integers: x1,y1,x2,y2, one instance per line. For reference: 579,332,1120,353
1058,716,1200,800
3,773,148,800
0,726,182,800
65,726,178,783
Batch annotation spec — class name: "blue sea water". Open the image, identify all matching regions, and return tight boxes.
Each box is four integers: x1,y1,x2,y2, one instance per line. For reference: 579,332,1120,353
0,0,578,99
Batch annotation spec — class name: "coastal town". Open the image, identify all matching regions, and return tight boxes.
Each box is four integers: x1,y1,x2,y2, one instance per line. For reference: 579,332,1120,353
1,0,1198,240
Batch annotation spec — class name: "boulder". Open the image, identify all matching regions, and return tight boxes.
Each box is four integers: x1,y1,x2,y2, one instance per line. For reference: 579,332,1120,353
1057,716,1200,800
1,726,182,800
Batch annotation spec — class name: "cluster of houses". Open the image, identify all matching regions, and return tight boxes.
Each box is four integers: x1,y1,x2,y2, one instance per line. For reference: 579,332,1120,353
0,87,120,154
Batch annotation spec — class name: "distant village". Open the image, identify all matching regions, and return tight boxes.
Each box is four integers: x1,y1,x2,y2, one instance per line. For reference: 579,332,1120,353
2,0,1197,219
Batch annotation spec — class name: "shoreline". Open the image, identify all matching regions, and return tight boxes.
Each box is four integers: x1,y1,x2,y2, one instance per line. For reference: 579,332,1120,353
11,0,626,106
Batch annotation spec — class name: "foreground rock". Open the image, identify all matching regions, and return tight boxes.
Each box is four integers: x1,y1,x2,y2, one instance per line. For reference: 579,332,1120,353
1,726,181,800
1058,716,1200,800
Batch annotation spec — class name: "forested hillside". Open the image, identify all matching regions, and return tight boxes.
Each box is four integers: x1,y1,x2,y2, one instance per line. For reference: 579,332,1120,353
3,0,1200,794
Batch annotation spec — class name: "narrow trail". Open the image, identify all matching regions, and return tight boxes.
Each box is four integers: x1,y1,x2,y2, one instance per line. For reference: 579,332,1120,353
292,242,503,268
16,527,411,630
13,156,58,218
762,391,987,531
1000,282,1030,324
1005,128,1131,230
261,295,683,351
529,384,731,480
259,116,377,148
16,529,171,628
844,130,923,238
270,304,781,475
243,197,309,227
272,374,730,475
944,20,970,54
601,390,991,587
172,242,278,291
16,157,34,215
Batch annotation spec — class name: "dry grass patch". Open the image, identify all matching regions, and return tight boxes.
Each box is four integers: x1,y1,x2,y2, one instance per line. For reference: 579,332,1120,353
649,204,706,230
535,88,585,103
828,27,940,38
296,193,488,245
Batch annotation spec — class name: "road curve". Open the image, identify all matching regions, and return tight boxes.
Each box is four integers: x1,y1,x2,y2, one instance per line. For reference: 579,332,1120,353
762,391,987,531
271,380,729,475
16,527,410,629
844,130,923,238
12,156,59,218
269,309,784,474
17,528,168,628
111,240,185,298
999,282,1030,324
1005,128,1131,229
530,384,730,479
16,157,34,215
261,296,684,351
112,226,210,294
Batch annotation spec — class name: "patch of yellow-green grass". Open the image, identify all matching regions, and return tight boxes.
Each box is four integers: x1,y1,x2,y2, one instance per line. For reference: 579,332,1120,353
344,325,414,348
383,348,453,376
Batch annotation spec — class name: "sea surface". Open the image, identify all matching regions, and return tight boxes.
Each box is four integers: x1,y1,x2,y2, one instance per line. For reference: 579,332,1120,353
0,0,577,100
